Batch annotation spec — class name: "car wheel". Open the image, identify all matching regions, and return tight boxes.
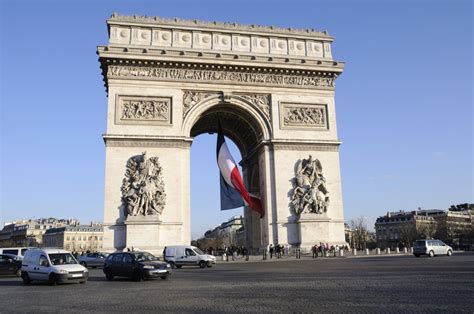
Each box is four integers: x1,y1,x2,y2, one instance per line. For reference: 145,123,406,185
176,265,182,269
80,261,87,267
414,254,420,257
132,270,143,282
105,269,114,281
428,250,435,257
199,261,207,268
22,272,31,285
168,262,176,269
48,273,58,286
447,250,452,256
160,275,168,280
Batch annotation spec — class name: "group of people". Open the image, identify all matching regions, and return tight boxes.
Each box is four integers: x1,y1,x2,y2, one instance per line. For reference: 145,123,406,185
71,250,93,258
265,244,289,259
311,243,350,258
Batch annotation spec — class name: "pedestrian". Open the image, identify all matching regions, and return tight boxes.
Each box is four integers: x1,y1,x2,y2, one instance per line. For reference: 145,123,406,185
312,245,318,258
269,244,274,259
275,244,281,259
243,247,249,261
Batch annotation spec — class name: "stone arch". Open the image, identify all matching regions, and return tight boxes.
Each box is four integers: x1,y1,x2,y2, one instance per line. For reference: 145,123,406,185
182,94,272,157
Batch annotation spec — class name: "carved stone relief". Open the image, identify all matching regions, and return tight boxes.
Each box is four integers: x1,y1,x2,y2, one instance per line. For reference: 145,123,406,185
290,155,329,216
280,103,328,129
182,90,271,121
121,152,166,217
238,94,271,120
108,65,336,89
116,96,171,125
182,90,221,117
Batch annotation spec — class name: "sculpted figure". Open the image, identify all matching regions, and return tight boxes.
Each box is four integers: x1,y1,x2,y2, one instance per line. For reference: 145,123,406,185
121,152,166,217
290,155,329,216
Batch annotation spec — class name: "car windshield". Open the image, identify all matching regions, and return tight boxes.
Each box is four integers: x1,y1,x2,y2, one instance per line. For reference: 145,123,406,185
194,248,205,255
133,252,157,262
49,253,78,265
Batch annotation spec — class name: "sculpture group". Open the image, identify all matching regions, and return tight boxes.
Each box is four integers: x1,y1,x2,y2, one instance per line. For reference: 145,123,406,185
291,155,330,215
121,152,166,217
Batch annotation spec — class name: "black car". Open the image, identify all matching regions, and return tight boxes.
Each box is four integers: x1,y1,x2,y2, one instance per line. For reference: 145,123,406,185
0,254,22,277
103,251,171,281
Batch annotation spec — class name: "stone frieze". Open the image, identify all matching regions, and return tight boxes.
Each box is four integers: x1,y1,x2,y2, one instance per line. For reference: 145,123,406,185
108,65,336,89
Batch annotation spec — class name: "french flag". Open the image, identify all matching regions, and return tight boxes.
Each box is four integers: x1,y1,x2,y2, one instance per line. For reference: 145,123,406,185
216,125,264,218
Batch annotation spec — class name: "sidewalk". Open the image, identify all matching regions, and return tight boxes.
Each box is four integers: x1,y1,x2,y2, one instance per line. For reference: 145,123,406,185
214,251,418,264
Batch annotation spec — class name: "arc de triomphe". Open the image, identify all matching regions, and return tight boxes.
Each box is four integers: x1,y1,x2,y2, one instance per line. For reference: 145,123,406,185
97,14,346,253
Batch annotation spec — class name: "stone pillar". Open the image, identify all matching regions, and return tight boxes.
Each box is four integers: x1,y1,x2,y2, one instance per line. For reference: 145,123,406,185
396,247,400,254
352,248,357,256
365,248,370,255
386,248,391,254
403,247,407,254
339,250,344,257
376,248,381,255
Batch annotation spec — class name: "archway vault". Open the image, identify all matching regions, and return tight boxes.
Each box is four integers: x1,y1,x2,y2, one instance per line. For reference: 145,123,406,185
184,94,272,159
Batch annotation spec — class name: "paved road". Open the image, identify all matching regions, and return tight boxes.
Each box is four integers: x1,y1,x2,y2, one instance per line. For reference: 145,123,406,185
1,253,473,313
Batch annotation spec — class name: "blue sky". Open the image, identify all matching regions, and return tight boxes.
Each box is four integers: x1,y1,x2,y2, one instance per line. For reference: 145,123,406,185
1,0,472,238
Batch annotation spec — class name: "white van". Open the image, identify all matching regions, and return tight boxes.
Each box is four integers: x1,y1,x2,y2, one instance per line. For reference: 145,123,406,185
0,247,32,260
21,248,88,285
163,245,216,268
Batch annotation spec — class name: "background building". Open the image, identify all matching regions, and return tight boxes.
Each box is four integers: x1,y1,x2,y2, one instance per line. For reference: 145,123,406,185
0,218,79,247
195,216,244,251
43,224,103,252
375,204,473,250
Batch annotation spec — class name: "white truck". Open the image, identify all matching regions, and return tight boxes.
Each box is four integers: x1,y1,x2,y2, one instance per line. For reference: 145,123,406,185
163,245,216,268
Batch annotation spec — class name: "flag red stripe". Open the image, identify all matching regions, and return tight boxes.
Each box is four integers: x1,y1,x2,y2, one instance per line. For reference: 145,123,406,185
230,167,264,217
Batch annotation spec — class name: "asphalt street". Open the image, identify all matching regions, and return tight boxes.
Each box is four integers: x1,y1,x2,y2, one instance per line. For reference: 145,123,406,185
0,253,473,313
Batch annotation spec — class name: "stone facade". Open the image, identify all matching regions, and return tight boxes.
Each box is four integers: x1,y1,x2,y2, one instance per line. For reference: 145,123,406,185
0,218,80,247
98,14,346,253
42,225,104,252
375,206,474,250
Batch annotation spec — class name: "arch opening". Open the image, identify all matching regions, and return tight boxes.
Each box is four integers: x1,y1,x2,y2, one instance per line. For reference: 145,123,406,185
189,103,265,249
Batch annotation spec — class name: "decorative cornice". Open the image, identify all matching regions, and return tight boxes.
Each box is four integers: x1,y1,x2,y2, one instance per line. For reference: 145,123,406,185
103,134,192,148
109,13,331,39
272,140,340,152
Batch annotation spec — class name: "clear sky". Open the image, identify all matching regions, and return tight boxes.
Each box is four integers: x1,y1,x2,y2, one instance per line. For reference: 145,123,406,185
1,0,472,239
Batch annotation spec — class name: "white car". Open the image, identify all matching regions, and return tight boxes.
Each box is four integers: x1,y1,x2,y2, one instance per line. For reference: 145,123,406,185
164,245,216,268
413,239,453,257
21,248,88,285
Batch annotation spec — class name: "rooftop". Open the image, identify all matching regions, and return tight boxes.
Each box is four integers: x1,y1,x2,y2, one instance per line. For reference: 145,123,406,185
108,13,331,39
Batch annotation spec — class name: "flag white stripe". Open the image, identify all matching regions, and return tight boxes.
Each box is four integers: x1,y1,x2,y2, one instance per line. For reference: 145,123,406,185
217,141,237,188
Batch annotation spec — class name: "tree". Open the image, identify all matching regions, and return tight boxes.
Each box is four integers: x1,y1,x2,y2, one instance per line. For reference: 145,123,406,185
350,216,369,250
399,223,417,248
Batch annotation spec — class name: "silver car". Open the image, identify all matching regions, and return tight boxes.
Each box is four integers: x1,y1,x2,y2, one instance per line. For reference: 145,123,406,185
413,239,453,257
78,252,109,268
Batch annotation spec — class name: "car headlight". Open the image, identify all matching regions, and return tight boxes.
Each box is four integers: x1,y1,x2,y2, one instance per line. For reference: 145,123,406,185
142,265,154,269
57,270,68,274
83,268,89,273
166,264,171,268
